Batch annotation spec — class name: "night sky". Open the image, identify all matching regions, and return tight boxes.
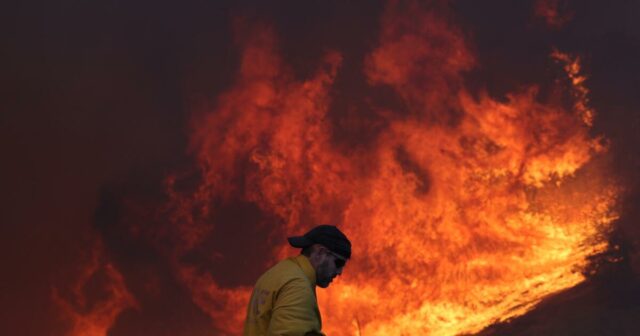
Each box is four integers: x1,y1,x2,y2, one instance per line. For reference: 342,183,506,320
2,1,640,335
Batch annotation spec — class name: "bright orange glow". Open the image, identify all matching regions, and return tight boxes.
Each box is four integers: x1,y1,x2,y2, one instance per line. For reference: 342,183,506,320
162,3,620,336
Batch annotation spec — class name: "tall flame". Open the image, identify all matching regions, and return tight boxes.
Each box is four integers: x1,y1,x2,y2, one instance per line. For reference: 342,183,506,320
161,2,619,335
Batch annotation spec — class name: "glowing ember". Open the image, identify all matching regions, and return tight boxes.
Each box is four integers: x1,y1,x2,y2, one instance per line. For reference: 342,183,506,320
159,3,619,336
534,0,574,29
551,49,595,126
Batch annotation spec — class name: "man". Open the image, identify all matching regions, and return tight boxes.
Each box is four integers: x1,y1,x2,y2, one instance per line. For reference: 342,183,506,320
243,224,351,336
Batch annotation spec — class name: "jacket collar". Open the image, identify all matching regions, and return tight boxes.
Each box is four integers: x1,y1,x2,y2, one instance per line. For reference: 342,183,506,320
292,254,316,287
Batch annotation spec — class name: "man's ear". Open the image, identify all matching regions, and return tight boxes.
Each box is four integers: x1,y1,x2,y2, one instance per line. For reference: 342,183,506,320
309,244,326,261
316,245,329,256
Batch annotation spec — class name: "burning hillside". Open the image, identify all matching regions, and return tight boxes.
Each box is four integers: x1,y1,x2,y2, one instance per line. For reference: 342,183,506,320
26,1,639,336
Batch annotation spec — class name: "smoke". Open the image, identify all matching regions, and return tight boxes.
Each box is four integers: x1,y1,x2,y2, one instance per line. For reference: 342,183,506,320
534,0,574,29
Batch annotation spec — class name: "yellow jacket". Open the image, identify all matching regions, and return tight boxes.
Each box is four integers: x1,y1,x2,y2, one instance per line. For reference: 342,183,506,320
243,255,324,336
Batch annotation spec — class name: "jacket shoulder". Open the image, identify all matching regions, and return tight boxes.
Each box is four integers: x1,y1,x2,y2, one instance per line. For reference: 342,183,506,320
256,258,308,288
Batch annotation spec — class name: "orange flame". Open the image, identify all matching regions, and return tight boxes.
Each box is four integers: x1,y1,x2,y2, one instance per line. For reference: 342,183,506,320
52,240,137,336
551,49,595,127
164,3,619,335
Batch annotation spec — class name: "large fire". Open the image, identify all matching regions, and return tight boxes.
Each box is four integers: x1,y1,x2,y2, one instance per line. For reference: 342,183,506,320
53,1,620,335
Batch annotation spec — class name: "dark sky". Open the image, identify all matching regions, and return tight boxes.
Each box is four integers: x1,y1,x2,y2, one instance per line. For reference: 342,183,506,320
2,1,640,335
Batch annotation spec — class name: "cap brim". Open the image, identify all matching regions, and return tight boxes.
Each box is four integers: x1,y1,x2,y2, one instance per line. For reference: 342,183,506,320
288,236,313,248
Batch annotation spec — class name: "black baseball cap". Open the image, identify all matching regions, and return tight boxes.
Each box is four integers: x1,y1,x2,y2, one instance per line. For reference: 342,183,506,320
288,224,351,259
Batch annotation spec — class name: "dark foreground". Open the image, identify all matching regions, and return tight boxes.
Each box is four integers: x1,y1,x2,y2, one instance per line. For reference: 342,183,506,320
477,264,640,336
